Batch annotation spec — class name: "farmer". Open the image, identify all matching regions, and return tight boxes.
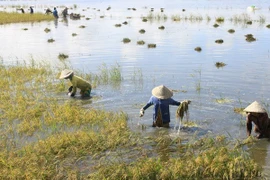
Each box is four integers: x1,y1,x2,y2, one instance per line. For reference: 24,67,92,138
244,101,270,139
45,8,52,15
62,7,68,18
59,69,92,98
29,6,34,14
53,7,59,18
140,85,182,127
17,7,25,13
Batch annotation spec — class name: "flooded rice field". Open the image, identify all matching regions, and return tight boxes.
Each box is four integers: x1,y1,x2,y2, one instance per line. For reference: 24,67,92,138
1,0,270,178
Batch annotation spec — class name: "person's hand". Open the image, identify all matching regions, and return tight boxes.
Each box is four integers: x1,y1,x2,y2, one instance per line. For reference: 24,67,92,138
140,108,144,117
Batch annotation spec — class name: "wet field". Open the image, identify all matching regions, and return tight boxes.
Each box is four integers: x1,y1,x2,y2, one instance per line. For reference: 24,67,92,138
1,0,270,177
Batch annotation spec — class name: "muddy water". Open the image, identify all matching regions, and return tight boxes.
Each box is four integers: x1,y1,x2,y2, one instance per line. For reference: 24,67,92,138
1,0,270,177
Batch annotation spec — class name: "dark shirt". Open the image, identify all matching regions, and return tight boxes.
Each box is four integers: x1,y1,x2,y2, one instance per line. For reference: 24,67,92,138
142,96,180,123
246,112,270,138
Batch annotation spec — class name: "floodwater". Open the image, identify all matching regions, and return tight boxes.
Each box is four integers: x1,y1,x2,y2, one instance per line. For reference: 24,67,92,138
1,0,270,177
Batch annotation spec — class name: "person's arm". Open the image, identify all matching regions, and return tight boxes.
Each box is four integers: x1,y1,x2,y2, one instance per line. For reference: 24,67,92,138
140,97,154,117
169,98,181,106
246,113,252,136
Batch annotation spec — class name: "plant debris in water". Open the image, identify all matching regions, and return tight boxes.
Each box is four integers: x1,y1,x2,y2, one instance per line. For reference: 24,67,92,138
245,34,256,42
72,33,78,36
158,25,165,30
215,97,232,104
266,24,270,28
148,43,156,48
194,47,202,52
213,23,219,28
228,29,235,33
58,53,69,60
215,39,224,44
122,38,131,43
79,25,86,28
115,24,121,27
215,62,226,68
137,40,145,45
139,29,146,34
234,107,246,115
44,28,51,33
47,38,55,43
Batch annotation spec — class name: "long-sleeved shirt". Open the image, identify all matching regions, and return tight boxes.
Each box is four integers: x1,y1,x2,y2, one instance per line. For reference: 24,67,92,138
70,75,91,95
246,112,270,138
142,96,180,123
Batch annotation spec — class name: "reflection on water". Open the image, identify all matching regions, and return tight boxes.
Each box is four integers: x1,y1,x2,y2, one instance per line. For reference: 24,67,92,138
1,0,270,176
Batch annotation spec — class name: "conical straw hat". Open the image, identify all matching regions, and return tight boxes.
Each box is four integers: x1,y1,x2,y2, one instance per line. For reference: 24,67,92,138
152,85,173,99
244,101,266,113
59,69,73,79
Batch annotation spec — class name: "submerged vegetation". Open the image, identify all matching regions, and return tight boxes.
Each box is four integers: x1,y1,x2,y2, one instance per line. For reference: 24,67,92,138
215,62,227,68
0,12,54,24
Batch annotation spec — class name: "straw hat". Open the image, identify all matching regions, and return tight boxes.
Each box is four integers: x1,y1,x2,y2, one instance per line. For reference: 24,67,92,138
243,101,266,113
152,85,173,99
59,69,73,79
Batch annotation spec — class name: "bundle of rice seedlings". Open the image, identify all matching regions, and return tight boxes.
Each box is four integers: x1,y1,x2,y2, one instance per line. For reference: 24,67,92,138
176,100,191,120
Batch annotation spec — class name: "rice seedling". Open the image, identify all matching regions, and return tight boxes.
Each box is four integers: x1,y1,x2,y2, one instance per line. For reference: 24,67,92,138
132,8,136,11
213,23,219,28
72,33,77,36
228,29,235,33
266,24,270,28
137,40,145,45
215,96,232,104
142,18,148,22
73,4,78,9
115,24,121,27
194,47,202,52
44,28,51,33
246,21,252,25
139,29,146,34
106,6,111,10
215,16,224,23
58,53,69,60
86,17,90,20
0,12,54,24
215,39,224,44
79,25,86,28
245,34,256,42
234,107,245,115
215,62,226,68
47,38,55,43
171,14,181,21
122,21,128,25
122,38,131,43
229,13,251,24
158,26,165,30
148,44,156,48
258,16,265,24
22,28,28,31
100,16,105,18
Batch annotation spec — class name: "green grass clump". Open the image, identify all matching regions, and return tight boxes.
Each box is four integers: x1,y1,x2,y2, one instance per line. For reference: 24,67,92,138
215,17,224,23
215,39,224,44
139,29,146,34
266,24,270,28
115,24,121,27
148,44,156,48
245,34,256,42
158,25,165,30
215,62,226,68
72,33,77,36
213,23,219,28
58,53,69,60
79,25,86,28
22,28,28,31
122,38,131,43
194,47,202,52
0,12,54,24
137,40,145,45
47,38,55,43
44,28,51,33
228,29,235,33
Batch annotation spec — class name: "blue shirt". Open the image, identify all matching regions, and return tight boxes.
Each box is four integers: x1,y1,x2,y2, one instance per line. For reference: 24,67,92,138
142,96,180,123
53,9,58,18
